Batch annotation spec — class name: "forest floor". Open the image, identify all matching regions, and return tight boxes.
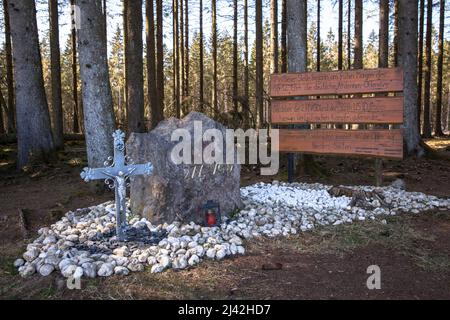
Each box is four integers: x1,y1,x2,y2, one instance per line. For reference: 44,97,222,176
0,137,450,300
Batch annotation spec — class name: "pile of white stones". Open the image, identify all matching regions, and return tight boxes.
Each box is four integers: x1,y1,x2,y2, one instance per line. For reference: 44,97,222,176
15,181,450,279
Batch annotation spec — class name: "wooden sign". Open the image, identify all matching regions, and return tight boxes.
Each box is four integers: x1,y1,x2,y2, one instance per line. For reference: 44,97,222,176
271,97,403,124
270,68,403,97
278,129,403,159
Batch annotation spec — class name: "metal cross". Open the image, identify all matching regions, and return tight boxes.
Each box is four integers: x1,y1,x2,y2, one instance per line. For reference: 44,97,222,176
80,130,153,241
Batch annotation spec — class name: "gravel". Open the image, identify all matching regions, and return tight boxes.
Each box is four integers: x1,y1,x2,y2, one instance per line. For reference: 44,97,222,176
16,181,450,279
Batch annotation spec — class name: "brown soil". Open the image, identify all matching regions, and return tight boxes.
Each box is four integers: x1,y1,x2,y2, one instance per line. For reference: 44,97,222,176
0,138,449,300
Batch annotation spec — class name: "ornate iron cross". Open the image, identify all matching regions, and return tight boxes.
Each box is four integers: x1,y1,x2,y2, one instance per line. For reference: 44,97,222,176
80,130,153,241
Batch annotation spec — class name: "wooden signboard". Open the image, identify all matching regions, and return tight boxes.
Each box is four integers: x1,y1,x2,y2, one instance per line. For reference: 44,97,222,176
271,97,403,124
270,68,403,97
278,129,403,159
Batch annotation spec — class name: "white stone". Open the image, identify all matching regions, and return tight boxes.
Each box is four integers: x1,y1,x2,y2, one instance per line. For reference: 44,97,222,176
188,255,200,266
61,264,78,278
19,264,36,277
82,263,97,278
23,248,39,262
38,264,55,276
14,259,25,268
114,266,130,276
97,263,114,277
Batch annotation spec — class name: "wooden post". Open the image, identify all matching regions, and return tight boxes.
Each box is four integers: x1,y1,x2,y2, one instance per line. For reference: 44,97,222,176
375,159,383,187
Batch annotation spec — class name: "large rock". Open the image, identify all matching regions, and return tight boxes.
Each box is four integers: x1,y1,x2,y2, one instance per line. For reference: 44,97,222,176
128,112,243,225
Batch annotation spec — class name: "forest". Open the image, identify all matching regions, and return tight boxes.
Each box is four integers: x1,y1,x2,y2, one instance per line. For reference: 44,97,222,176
0,0,449,169
1,0,450,301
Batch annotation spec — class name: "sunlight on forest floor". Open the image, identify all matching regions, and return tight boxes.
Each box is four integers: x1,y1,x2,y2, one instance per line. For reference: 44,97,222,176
424,136,450,151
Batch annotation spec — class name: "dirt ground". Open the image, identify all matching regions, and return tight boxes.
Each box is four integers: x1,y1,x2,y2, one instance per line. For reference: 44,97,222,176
0,138,449,300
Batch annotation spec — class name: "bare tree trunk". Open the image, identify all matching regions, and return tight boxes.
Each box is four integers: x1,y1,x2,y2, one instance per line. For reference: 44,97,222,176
0,90,6,134
179,0,185,115
393,0,399,67
184,0,190,111
125,0,145,132
353,0,363,69
398,0,421,155
422,0,432,138
70,0,80,134
3,0,15,134
287,0,308,176
378,0,389,68
173,0,180,118
156,0,164,122
49,0,64,149
146,0,158,129
271,0,279,74
417,0,424,134
76,0,116,168
102,0,107,39
338,0,343,70
287,0,307,76
255,0,264,127
9,0,55,168
233,0,239,113
199,0,204,112
243,0,250,125
316,0,321,72
347,0,351,69
281,0,287,73
212,0,218,118
435,0,445,136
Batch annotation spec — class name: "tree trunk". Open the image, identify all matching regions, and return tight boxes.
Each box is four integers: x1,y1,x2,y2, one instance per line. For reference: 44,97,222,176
49,0,64,149
156,0,164,122
347,0,351,69
435,0,445,137
199,0,204,112
0,90,5,134
184,0,190,111
9,0,55,168
338,0,343,70
281,0,287,73
393,0,399,67
179,0,185,115
255,0,264,127
316,0,320,72
398,0,421,155
270,0,279,74
70,0,80,134
125,0,145,132
287,0,307,77
172,0,180,118
233,0,239,113
102,0,107,39
378,0,389,69
212,0,218,118
146,0,158,129
243,0,250,126
3,0,15,133
76,0,116,168
287,0,308,175
353,0,363,69
417,0,424,133
422,0,432,138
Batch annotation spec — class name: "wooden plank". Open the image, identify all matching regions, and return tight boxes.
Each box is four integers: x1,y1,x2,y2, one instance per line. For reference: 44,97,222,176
278,129,403,159
270,68,403,97
271,96,403,124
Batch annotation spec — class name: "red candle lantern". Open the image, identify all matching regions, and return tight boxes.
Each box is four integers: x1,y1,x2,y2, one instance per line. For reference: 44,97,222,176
202,200,221,227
